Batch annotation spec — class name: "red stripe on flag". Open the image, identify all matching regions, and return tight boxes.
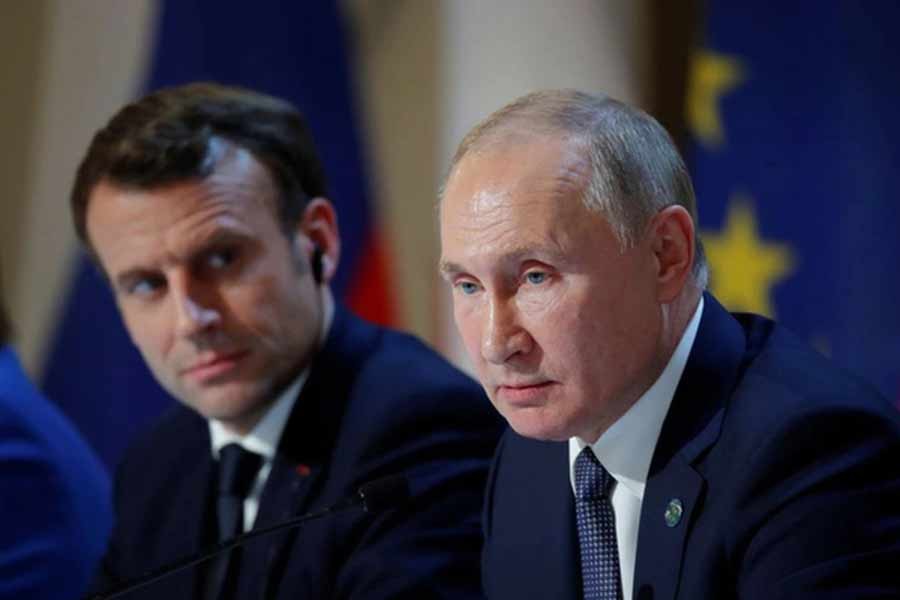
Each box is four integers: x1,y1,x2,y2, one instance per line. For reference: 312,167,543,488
346,230,396,327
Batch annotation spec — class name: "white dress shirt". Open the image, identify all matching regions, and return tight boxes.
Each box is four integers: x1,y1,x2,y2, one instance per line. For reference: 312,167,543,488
568,297,704,600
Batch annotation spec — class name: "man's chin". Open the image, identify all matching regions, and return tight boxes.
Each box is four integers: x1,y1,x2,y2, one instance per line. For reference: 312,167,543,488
180,391,268,431
504,408,574,442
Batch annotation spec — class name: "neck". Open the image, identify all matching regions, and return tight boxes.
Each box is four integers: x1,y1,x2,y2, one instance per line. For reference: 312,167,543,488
660,285,702,358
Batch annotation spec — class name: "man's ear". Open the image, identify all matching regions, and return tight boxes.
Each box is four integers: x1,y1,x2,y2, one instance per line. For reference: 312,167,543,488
292,197,341,285
648,205,695,303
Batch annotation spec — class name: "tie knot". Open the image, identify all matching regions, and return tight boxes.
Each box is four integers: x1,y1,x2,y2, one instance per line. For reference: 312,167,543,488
218,443,263,498
574,447,614,501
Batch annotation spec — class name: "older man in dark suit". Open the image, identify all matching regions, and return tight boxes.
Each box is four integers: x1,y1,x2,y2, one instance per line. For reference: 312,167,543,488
77,83,503,599
439,89,900,599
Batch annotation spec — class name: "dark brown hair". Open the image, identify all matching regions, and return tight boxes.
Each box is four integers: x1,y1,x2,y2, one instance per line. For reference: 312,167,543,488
71,82,327,249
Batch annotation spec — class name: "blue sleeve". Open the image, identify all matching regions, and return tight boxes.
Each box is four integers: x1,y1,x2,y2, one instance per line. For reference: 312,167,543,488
0,389,112,600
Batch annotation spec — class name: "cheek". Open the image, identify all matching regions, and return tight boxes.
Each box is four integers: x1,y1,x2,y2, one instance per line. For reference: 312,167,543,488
518,287,581,351
229,273,294,333
121,305,172,362
453,299,483,353
247,274,320,357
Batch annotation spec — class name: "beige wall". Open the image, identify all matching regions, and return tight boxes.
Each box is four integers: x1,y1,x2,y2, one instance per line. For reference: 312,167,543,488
0,2,50,351
351,1,441,344
1,1,156,374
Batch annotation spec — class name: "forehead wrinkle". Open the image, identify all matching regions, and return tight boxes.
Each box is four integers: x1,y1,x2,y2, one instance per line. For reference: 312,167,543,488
205,148,279,214
442,137,592,273
168,207,252,259
449,199,569,277
163,150,277,255
547,140,592,203
459,186,511,231
163,204,263,269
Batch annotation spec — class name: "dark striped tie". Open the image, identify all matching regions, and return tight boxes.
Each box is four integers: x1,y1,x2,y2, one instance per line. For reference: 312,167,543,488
575,447,622,600
203,443,263,600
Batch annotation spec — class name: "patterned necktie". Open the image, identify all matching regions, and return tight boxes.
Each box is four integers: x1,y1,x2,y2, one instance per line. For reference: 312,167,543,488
575,447,622,600
203,443,263,600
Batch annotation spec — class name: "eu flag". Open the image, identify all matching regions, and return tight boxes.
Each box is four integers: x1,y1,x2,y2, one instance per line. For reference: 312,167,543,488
688,3,900,405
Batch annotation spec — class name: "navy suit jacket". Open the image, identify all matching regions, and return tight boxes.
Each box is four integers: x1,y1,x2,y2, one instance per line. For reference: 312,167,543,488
94,308,504,599
0,347,112,599
483,294,900,600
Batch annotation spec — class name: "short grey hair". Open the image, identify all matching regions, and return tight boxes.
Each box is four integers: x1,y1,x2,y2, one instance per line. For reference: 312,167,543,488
444,89,708,288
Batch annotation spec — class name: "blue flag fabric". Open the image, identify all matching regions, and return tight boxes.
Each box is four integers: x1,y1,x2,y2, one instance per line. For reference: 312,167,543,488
688,4,900,404
42,1,392,470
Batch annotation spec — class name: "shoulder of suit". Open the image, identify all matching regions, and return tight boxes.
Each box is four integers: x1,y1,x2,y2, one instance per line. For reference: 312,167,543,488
718,316,899,452
117,403,207,473
354,323,484,400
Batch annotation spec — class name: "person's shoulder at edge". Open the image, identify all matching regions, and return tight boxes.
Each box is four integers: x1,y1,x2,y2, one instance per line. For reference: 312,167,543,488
0,347,113,599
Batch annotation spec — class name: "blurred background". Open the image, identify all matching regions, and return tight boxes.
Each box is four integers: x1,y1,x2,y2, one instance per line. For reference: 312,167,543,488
1,0,897,471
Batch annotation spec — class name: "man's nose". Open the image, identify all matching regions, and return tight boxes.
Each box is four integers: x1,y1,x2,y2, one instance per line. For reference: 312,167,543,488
171,279,221,339
481,298,532,365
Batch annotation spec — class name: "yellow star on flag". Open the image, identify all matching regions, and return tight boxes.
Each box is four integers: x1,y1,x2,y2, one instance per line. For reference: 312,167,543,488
686,49,745,149
702,195,795,317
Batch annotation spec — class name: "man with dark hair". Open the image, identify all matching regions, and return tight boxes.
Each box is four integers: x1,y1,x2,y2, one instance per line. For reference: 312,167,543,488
0,275,112,599
439,89,900,599
78,82,502,599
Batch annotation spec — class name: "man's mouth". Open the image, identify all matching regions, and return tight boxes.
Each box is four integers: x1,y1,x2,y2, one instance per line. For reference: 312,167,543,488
496,380,556,406
181,350,249,383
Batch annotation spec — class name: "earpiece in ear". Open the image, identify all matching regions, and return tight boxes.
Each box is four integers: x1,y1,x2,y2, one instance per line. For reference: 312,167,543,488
311,244,324,285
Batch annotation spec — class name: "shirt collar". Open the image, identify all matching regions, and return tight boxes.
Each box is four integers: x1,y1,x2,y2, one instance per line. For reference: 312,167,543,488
568,297,704,500
209,370,307,461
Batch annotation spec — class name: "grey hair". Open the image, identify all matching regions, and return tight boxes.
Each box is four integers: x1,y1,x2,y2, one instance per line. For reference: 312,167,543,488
443,89,708,288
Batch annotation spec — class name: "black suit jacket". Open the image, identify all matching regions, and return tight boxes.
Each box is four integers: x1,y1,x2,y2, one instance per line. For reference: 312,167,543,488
483,294,900,600
94,307,504,599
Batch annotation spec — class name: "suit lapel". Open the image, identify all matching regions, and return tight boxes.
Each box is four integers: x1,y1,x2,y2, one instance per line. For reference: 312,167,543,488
632,457,705,600
487,434,580,599
153,412,216,596
242,307,372,597
632,294,747,600
530,443,581,599
239,454,324,598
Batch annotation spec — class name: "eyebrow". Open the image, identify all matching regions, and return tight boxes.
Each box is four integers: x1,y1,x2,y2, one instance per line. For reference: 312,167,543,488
438,260,466,280
113,267,160,293
188,225,255,254
111,227,256,291
439,246,565,280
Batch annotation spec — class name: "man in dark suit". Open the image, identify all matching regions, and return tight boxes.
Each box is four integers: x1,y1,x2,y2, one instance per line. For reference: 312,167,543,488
0,278,112,598
75,83,502,599
438,89,900,599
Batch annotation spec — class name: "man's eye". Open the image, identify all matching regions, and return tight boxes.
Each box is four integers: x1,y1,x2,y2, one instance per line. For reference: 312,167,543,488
128,276,165,297
524,271,548,285
207,248,236,270
457,281,480,295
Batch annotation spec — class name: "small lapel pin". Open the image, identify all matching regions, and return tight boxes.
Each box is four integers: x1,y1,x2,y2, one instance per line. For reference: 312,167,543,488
664,498,683,528
295,463,312,477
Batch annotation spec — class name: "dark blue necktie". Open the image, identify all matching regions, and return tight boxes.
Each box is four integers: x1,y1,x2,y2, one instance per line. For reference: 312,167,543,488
575,447,622,600
203,443,263,600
